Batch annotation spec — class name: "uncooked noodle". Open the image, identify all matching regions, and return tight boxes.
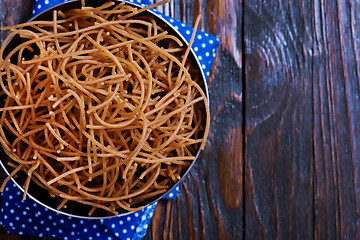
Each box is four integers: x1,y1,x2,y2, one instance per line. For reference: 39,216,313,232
0,0,209,216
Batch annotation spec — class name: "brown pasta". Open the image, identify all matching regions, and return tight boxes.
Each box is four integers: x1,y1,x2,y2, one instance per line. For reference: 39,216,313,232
0,0,209,216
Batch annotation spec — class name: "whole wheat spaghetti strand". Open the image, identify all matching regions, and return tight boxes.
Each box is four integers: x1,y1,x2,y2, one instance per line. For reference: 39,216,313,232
0,1,210,216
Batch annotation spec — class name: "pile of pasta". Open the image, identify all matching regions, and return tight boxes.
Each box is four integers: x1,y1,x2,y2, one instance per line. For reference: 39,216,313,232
0,0,209,216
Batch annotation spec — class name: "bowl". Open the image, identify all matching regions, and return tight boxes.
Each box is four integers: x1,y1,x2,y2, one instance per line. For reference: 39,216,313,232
0,0,209,218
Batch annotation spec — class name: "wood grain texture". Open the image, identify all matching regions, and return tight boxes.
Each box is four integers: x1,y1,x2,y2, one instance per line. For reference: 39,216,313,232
244,0,360,239
1,0,360,239
312,0,360,238
244,0,315,238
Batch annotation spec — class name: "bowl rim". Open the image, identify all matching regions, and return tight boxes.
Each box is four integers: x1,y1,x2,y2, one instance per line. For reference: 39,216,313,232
0,0,209,219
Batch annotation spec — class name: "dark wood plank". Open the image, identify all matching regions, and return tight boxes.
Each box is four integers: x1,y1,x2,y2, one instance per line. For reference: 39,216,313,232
0,0,34,42
0,0,244,239
243,0,315,239
146,0,244,239
244,0,360,239
312,0,360,239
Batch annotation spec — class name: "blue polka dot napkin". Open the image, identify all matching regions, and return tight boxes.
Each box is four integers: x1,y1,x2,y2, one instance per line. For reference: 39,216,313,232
0,0,219,239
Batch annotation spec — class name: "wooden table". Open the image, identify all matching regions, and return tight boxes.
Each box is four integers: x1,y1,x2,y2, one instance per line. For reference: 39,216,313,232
1,0,360,239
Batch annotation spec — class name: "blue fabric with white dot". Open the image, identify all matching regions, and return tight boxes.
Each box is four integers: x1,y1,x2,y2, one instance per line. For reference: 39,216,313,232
1,0,219,239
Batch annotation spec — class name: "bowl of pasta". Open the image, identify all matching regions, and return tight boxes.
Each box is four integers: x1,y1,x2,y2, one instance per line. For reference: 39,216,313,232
0,0,209,218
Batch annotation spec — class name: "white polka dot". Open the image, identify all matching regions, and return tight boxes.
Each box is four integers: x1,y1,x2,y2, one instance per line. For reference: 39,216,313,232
107,236,112,240
32,10,35,14
199,56,203,60
149,212,153,217
64,237,68,240
131,225,135,230
202,64,206,69
127,216,131,221
169,193,174,197
197,35,202,39
181,23,186,27
9,222,13,227
209,39,214,44
10,209,14,214
115,232,119,237
44,207,48,211
3,215,7,220
48,215,52,220
135,212,139,217
213,52,216,57
33,203,37,207
80,220,84,224
16,191,21,196
9,195,13,200
18,231,23,235
93,224,97,228
28,218,32,223
104,228,109,233
176,186,179,191
136,227,142,232
45,0,49,3
46,227,50,231
40,220,44,224
174,26,179,30
5,202,9,207
39,233,43,237
141,215,146,221
206,52,210,57
137,0,141,3
96,232,101,237
123,229,127,233
89,237,93,240
119,220,123,225
205,33,209,36
72,223,76,228
34,226,38,230
170,19,174,23
60,219,65,224
126,238,131,240
71,231,75,236
186,30,191,35
15,217,20,221
84,228,88,233
206,72,210,76
21,224,26,228
53,222,57,226
194,47,199,51
202,43,206,48
144,223,148,229
59,229,63,234
111,223,116,228
37,4,41,9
